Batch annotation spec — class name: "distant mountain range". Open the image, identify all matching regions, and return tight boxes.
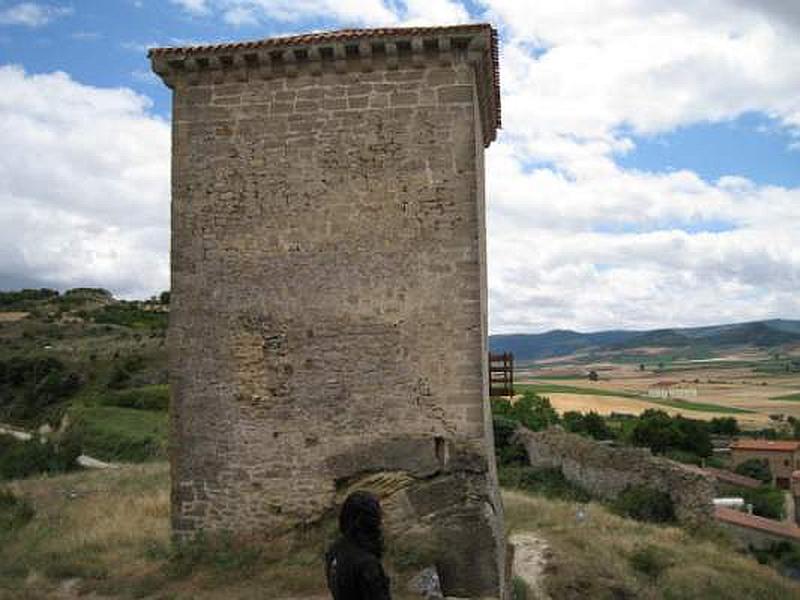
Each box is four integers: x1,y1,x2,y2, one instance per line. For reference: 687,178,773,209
489,319,800,362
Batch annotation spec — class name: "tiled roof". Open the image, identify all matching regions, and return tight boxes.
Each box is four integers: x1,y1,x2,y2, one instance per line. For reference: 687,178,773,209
704,467,763,489
148,24,494,57
715,506,800,541
148,24,501,146
730,439,800,452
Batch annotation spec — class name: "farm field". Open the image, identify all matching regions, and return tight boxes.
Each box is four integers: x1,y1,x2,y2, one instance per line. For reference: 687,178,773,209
517,352,800,430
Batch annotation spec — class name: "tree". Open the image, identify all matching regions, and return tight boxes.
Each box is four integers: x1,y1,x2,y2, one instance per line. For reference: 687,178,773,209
563,411,613,440
159,291,171,305
734,458,772,484
709,417,739,436
588,370,599,382
630,410,682,454
492,390,559,432
639,363,645,371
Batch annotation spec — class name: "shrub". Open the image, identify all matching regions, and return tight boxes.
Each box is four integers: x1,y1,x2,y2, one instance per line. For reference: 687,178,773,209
708,417,739,436
734,458,772,484
0,488,35,533
611,485,675,524
491,391,559,432
563,411,614,440
742,486,785,520
101,385,169,411
93,304,167,331
628,410,712,457
663,449,702,466
492,416,527,466
498,466,592,502
629,545,673,579
0,434,81,481
512,575,529,600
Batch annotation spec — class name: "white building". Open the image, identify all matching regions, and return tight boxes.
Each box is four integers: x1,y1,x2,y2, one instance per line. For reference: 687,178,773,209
647,381,698,400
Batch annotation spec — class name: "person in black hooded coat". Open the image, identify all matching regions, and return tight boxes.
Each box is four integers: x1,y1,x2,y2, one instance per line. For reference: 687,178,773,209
325,490,391,600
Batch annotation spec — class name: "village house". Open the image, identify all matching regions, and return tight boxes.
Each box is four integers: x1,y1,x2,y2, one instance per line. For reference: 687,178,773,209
647,381,698,400
730,439,800,489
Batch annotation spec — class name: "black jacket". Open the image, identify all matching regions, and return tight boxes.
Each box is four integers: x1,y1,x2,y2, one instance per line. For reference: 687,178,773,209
325,537,391,600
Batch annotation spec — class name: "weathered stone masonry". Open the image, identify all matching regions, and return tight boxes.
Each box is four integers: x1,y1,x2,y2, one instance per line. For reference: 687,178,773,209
150,25,507,598
517,427,715,525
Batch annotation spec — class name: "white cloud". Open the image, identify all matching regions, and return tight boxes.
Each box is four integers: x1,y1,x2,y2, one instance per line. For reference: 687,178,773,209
0,2,71,27
0,66,170,298
170,0,209,15
3,0,800,334
170,0,471,27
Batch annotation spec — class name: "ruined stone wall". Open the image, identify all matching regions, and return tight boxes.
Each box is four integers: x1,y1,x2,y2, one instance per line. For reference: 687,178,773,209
516,428,715,525
151,26,506,598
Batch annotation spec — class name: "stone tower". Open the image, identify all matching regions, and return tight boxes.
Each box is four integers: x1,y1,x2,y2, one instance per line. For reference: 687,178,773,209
150,24,506,597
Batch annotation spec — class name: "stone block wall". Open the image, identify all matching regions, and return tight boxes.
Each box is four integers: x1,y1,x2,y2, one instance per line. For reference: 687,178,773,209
516,428,715,525
150,25,507,598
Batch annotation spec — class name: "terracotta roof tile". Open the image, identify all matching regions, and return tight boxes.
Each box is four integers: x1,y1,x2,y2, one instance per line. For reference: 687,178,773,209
148,24,500,146
715,506,800,541
703,467,763,489
730,439,800,452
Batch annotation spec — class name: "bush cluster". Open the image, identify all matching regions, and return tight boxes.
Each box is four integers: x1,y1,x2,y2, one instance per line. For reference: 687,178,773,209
628,409,712,458
92,304,167,331
734,458,772,484
101,385,169,411
492,390,559,432
0,356,82,423
0,434,81,481
610,485,676,524
0,488,35,533
562,411,613,440
498,466,592,502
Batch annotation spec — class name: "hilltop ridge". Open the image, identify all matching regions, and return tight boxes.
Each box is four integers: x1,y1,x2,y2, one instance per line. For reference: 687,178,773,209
490,319,800,362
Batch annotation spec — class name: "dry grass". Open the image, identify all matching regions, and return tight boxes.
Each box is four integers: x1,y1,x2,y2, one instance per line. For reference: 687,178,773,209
5,463,799,599
522,363,800,426
0,465,438,599
503,489,800,599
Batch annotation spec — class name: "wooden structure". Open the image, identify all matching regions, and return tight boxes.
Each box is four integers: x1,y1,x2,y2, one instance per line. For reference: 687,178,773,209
489,352,514,397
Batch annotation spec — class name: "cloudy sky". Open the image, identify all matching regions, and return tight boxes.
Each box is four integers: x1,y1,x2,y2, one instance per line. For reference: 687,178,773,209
0,1,798,333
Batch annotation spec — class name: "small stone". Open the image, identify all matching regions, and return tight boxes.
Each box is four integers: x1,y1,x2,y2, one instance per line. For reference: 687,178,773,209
408,566,444,598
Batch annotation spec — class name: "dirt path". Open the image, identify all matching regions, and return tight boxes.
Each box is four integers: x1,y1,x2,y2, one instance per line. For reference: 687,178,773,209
511,532,551,600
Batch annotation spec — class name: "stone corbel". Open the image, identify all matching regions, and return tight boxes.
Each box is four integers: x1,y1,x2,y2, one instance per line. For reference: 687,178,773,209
183,56,200,85
283,50,298,77
232,54,247,82
437,36,452,67
258,51,273,80
385,41,398,70
333,43,347,74
411,37,425,68
467,34,486,65
308,47,322,76
358,40,373,72
208,56,225,84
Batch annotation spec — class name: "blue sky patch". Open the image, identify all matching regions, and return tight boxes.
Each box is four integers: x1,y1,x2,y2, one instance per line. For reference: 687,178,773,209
616,113,800,188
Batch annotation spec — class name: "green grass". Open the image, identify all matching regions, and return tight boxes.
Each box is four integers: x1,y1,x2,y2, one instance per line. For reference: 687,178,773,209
768,392,800,402
99,384,169,411
69,405,167,462
644,397,753,414
518,382,640,398
519,382,753,414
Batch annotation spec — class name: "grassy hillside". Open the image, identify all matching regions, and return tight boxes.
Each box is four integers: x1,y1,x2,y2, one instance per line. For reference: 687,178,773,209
505,490,800,599
2,464,799,599
0,288,169,464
